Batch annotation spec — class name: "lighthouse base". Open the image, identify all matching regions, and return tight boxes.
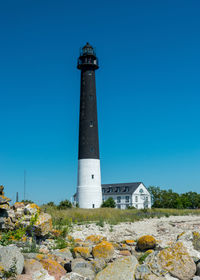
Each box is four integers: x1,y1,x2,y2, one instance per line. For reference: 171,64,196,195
77,159,102,209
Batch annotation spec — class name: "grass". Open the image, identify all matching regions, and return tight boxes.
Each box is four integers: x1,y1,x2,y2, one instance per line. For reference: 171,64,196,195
41,206,200,227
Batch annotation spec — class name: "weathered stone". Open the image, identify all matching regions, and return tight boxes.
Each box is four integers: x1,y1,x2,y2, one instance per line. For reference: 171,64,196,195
119,250,131,256
24,203,40,215
125,240,136,246
34,213,52,236
32,268,55,280
193,232,200,251
71,258,95,280
193,277,200,280
196,262,200,276
24,259,43,275
137,235,156,251
86,235,106,244
143,275,165,280
61,272,90,280
16,275,33,280
146,242,196,280
90,258,106,273
0,245,24,275
135,264,151,280
74,247,91,259
52,248,73,260
95,256,138,280
40,259,66,280
92,241,114,261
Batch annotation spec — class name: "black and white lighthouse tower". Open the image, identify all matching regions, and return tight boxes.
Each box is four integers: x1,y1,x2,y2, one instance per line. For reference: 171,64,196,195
76,43,102,208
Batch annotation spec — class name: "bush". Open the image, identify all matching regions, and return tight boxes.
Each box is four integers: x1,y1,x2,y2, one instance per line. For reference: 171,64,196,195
101,197,116,208
57,199,72,210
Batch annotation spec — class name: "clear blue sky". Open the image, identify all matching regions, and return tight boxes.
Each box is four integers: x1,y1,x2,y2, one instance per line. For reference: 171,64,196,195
0,0,200,204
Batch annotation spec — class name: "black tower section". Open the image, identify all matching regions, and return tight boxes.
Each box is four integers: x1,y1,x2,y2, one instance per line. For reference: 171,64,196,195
77,43,99,160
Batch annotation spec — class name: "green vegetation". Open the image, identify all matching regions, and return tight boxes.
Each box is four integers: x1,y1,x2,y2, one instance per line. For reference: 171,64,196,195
41,205,200,226
57,199,72,209
148,186,200,209
101,197,116,208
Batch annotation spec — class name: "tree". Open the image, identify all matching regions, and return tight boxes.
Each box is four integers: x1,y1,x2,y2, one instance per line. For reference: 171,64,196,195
57,199,72,209
101,197,116,208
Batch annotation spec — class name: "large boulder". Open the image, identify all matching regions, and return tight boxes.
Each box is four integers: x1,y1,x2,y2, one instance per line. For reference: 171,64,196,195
95,256,138,280
196,262,200,276
71,258,95,280
24,259,43,275
40,259,66,280
74,247,91,259
0,245,24,275
92,241,114,261
34,213,53,236
137,235,156,251
145,242,196,280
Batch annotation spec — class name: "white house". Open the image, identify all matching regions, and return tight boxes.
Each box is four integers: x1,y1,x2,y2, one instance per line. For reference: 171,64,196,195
102,182,151,209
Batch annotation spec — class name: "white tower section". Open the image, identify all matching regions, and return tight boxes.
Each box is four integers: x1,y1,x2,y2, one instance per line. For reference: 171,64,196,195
77,159,102,208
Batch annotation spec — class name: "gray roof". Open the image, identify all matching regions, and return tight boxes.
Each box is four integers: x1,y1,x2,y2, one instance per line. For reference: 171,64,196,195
102,182,143,195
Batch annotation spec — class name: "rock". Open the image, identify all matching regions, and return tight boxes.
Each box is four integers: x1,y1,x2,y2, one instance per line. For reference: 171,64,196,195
24,259,43,275
13,202,25,210
125,240,136,246
92,241,114,261
74,247,91,259
146,242,196,280
52,248,73,260
143,275,165,280
86,235,106,244
32,268,55,280
137,235,156,251
16,275,33,280
40,259,66,280
193,277,200,280
90,258,106,273
196,262,200,276
119,250,131,256
61,272,90,279
135,264,151,280
0,245,24,275
193,232,200,251
71,258,95,280
95,255,138,280
24,203,40,215
34,213,53,236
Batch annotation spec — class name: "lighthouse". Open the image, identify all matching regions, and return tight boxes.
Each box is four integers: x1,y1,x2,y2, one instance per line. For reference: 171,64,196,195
76,43,102,209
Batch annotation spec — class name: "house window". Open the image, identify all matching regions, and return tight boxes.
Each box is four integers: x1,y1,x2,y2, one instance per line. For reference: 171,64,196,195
117,196,121,203
89,121,93,127
125,196,129,203
135,204,138,208
90,146,94,152
117,187,121,192
117,204,121,209
139,188,144,193
89,95,94,100
125,187,129,192
91,174,94,179
135,196,138,202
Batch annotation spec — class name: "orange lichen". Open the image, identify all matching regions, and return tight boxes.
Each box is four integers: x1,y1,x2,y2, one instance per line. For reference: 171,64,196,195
92,241,114,259
125,240,135,246
40,259,66,280
36,254,45,261
74,246,91,258
86,235,106,244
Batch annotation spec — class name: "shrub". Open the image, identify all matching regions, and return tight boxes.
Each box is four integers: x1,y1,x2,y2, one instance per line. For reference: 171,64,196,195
57,199,72,209
101,197,116,208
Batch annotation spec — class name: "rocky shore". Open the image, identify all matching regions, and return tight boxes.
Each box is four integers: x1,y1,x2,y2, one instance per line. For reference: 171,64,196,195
0,188,200,280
